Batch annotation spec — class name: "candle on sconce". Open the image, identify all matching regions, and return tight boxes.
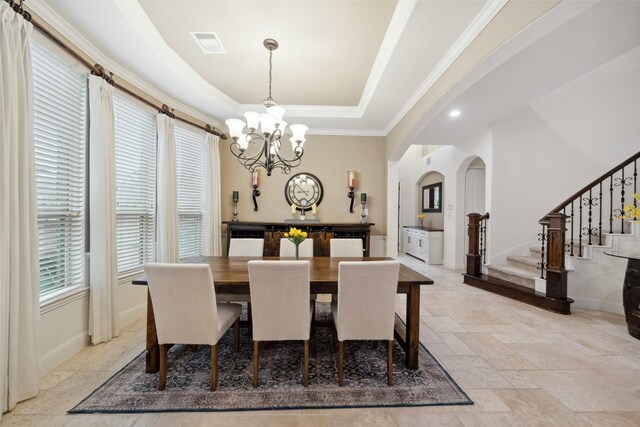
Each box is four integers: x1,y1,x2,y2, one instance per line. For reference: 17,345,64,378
232,191,239,202
348,170,356,188
252,170,260,187
361,193,367,203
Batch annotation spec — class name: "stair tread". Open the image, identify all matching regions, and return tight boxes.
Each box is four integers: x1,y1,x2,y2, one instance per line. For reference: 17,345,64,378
487,264,538,280
507,255,540,266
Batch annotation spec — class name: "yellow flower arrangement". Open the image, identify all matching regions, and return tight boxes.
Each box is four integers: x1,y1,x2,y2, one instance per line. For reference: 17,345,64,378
416,213,426,220
284,227,308,259
618,193,640,222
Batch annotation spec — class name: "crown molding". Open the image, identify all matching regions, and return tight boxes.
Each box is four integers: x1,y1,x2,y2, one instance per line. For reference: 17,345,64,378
305,128,387,137
355,0,417,115
382,0,509,135
26,0,224,127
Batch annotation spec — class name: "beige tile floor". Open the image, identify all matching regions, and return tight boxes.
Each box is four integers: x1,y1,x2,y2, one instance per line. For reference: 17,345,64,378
2,255,640,426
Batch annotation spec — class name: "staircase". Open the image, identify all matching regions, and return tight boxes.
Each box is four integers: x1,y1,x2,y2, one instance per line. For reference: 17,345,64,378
464,150,639,315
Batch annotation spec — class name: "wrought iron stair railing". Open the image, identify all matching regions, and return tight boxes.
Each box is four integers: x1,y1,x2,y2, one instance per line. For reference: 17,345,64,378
538,151,639,299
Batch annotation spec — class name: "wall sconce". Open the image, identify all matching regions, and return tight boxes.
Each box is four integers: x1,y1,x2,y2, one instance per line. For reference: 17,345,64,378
251,170,261,211
347,170,356,213
232,191,239,222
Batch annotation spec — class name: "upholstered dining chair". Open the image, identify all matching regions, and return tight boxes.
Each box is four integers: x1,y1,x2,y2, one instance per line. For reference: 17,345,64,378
330,238,363,257
228,238,264,257
331,260,400,386
247,260,313,387
279,238,314,257
144,263,242,391
222,238,265,330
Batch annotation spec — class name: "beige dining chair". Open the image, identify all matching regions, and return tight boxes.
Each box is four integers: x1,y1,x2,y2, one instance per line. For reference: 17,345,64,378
330,238,363,257
248,260,313,387
228,238,264,257
144,263,242,391
222,238,265,330
332,260,400,386
279,238,314,257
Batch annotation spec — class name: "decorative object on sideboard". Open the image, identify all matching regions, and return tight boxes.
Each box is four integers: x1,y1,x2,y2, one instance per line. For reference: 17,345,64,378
417,213,425,228
347,170,357,213
251,170,261,211
232,191,239,222
360,193,368,224
226,39,308,176
285,172,324,214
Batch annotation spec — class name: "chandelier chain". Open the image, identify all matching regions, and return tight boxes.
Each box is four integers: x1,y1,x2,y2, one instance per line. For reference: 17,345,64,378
268,49,273,102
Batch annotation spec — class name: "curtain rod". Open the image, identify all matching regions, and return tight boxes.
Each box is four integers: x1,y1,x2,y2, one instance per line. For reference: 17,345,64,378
6,0,227,139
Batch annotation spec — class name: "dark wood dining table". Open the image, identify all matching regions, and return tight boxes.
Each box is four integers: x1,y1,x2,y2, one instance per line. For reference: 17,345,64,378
132,256,434,371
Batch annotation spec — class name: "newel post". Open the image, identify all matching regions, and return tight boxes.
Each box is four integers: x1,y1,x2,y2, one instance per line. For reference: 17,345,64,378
466,213,482,277
545,213,568,300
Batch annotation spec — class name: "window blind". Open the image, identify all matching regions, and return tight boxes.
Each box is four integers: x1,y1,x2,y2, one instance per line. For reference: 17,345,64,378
32,41,87,297
114,93,157,276
175,124,205,258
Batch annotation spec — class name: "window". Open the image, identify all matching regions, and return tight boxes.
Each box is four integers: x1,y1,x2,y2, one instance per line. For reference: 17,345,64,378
175,124,205,258
32,40,87,297
114,93,156,276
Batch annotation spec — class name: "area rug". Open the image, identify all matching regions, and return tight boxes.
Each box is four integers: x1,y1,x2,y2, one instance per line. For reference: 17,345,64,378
70,304,472,413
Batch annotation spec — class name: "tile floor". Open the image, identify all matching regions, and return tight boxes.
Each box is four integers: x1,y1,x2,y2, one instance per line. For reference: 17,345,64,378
2,255,639,426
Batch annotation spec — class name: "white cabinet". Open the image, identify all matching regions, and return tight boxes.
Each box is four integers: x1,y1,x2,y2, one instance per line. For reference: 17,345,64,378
403,227,443,264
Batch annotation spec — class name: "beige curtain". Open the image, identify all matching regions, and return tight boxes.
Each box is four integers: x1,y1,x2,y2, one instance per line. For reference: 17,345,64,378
203,132,222,256
88,75,119,345
157,114,179,262
0,2,40,417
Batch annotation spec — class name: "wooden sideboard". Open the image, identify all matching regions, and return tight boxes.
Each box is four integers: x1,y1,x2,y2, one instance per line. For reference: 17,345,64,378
223,221,375,257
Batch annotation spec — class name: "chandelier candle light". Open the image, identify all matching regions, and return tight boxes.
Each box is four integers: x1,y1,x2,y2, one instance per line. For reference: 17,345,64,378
226,39,308,176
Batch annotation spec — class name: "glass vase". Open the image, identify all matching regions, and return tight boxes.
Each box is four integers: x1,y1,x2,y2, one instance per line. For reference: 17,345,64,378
295,244,299,260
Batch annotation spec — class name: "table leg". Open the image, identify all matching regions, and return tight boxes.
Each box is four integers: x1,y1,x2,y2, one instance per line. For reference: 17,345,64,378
405,285,420,369
145,291,160,373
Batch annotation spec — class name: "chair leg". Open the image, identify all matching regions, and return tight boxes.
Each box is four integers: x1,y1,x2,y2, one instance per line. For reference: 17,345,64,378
303,340,309,387
247,302,253,335
158,344,167,390
387,340,393,386
253,340,259,388
338,340,344,387
211,344,218,391
233,317,240,352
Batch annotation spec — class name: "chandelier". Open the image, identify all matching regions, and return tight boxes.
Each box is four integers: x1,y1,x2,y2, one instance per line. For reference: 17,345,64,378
225,38,308,176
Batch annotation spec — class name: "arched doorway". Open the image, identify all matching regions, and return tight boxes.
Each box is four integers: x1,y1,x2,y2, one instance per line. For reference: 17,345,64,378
463,157,486,258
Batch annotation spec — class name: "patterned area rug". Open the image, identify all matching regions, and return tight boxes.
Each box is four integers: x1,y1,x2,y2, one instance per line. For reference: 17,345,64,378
70,304,472,413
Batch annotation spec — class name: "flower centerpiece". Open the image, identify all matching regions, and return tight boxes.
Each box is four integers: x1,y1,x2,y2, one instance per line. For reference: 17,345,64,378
417,213,426,228
618,193,640,222
284,227,308,259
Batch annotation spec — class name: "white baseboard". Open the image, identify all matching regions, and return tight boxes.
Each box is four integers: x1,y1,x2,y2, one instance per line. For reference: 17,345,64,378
39,331,89,377
119,302,146,327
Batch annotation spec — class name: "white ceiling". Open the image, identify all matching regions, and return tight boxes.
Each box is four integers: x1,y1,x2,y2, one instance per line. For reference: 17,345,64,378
36,0,498,135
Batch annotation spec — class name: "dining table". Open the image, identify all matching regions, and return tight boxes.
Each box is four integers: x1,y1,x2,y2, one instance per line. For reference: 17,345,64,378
132,256,434,371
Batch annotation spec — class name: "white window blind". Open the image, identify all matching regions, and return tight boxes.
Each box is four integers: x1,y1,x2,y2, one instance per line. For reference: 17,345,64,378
175,124,205,258
114,93,157,276
32,41,87,297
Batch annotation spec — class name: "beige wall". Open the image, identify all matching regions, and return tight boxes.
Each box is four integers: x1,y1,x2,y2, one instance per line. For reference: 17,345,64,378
385,0,560,161
220,135,387,235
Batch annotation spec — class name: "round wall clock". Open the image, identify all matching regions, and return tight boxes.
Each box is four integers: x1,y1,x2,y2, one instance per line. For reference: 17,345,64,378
285,172,324,211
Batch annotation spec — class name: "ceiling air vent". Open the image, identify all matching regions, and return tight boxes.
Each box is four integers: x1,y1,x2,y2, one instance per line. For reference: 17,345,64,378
191,32,226,54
